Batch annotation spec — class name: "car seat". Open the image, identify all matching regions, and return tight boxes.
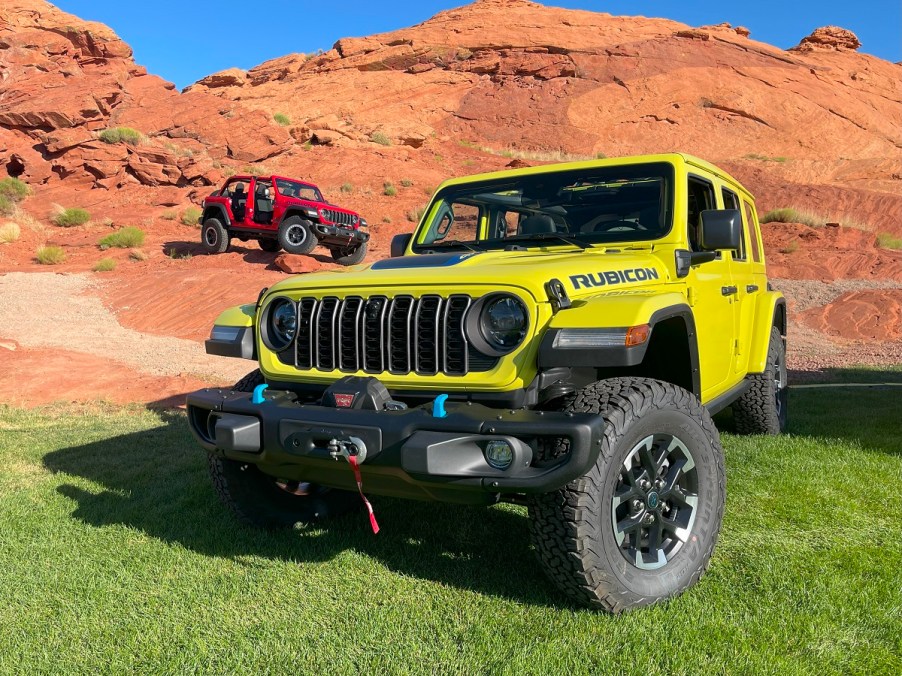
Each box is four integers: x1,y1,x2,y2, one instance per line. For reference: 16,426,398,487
519,214,556,234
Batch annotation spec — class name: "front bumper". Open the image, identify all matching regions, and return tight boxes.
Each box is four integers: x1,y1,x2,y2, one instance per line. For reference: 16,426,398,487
314,223,369,248
186,387,604,504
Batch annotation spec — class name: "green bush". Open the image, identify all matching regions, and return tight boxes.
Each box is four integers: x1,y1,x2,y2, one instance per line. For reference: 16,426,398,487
36,245,66,265
876,232,902,250
383,181,397,197
273,113,291,126
53,207,90,227
98,226,145,250
161,210,177,221
129,249,149,261
400,178,413,188
92,258,117,272
180,206,202,226
340,183,353,194
98,127,143,145
0,221,21,243
369,131,391,146
0,177,31,202
0,195,12,217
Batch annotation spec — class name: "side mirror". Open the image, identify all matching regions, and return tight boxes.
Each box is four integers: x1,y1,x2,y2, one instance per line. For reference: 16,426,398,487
699,209,742,251
391,233,412,258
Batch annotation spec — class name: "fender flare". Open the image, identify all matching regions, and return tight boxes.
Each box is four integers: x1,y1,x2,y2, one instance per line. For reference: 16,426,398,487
202,203,231,227
747,292,787,373
279,207,318,226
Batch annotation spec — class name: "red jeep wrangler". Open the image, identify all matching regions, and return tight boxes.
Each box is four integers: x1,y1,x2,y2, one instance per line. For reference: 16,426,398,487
199,175,370,265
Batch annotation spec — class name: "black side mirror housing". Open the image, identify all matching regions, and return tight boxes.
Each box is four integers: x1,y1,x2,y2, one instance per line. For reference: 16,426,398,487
391,233,412,258
699,209,742,251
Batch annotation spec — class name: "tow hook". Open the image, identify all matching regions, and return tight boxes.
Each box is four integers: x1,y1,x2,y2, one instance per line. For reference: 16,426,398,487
328,436,368,464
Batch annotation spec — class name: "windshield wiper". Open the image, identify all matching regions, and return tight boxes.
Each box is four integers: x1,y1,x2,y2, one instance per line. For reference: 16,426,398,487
425,239,485,253
505,232,590,249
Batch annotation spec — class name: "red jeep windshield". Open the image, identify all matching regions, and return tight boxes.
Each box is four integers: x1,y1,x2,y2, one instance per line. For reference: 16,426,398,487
275,179,323,202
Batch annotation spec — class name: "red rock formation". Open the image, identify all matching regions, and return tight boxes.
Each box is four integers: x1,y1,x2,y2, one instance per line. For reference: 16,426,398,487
792,26,862,52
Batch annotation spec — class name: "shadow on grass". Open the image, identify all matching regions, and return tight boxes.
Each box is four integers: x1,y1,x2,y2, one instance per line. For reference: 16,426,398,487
43,411,557,607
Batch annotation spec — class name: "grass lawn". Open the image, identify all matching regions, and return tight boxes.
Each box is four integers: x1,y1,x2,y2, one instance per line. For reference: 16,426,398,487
0,385,900,673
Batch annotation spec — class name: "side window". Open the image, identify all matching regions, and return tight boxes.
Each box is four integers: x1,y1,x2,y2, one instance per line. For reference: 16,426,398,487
687,176,715,251
428,202,481,243
743,200,762,262
721,187,746,261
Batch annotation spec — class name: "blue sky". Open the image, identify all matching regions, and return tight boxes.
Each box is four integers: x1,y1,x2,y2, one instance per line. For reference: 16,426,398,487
54,0,901,90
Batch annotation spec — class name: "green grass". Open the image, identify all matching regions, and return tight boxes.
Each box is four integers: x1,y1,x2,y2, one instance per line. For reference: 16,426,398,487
0,194,12,216
91,257,117,272
340,182,353,194
400,178,413,188
0,385,899,672
369,131,391,146
761,208,871,231
180,206,202,226
98,126,143,145
273,113,291,126
744,153,787,163
160,209,177,221
98,226,145,250
0,221,21,243
34,245,66,265
0,177,31,202
53,207,90,227
383,181,396,197
876,232,902,249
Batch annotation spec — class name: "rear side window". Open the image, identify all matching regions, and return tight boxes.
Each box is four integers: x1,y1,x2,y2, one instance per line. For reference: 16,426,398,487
687,176,715,251
743,200,762,262
722,187,746,260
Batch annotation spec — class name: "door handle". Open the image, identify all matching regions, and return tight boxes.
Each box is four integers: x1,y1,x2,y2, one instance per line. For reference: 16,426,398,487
721,285,738,296
746,284,759,293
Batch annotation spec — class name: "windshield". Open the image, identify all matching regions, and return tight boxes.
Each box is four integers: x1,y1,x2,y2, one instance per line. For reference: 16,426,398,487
275,178,323,202
413,162,673,250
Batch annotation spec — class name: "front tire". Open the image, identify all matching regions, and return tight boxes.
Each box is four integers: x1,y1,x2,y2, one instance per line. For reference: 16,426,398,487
330,240,367,266
201,218,230,254
529,378,726,612
732,326,787,434
206,369,358,529
258,238,281,253
278,216,317,255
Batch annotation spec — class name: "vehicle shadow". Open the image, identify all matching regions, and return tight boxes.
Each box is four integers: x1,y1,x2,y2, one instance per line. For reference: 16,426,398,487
161,240,334,270
43,411,558,607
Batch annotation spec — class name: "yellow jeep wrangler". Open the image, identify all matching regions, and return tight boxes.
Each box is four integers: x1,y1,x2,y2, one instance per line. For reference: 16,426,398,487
187,153,786,612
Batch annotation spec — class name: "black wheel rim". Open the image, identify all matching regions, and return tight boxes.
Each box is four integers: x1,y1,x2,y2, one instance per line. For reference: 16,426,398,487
287,225,306,246
611,434,699,570
204,226,217,246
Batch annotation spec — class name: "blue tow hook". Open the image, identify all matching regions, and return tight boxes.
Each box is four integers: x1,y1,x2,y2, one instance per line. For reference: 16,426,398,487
251,384,269,404
432,394,449,418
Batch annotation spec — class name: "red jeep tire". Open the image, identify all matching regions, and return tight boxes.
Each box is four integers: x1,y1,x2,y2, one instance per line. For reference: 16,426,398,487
201,217,230,254
278,216,317,255
258,238,281,253
330,241,367,266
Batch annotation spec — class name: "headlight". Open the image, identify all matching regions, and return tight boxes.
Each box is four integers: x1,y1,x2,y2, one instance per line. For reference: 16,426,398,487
304,207,318,218
261,297,297,351
466,293,529,355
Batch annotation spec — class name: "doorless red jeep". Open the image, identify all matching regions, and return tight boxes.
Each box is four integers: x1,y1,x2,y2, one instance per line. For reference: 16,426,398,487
199,175,370,265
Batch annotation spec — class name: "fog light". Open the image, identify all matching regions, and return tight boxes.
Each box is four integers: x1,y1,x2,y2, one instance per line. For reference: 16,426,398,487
485,440,514,470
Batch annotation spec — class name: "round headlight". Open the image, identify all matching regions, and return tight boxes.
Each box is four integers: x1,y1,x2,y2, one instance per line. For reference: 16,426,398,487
262,297,297,351
480,295,528,351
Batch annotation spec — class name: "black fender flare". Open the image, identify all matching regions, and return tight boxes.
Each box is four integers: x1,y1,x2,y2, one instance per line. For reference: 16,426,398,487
279,208,319,226
202,204,230,227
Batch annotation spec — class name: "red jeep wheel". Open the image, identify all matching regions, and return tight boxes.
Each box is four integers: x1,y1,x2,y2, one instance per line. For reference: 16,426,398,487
278,216,317,255
201,218,230,254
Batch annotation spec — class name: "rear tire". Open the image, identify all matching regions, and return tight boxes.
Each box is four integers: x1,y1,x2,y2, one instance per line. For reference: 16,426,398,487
330,240,367,266
258,238,281,253
206,369,358,529
529,378,726,612
732,327,787,434
278,216,317,255
201,218,230,254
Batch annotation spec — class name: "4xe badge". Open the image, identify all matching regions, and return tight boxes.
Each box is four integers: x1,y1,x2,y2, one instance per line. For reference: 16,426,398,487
333,393,356,408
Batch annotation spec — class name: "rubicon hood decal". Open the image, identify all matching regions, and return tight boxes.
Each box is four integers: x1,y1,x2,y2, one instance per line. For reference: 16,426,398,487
570,267,660,290
370,252,478,270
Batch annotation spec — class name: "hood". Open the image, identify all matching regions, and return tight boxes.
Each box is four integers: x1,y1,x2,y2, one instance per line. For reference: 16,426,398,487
267,247,671,302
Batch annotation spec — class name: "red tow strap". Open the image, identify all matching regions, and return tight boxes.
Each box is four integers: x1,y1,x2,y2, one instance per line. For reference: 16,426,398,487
347,454,380,534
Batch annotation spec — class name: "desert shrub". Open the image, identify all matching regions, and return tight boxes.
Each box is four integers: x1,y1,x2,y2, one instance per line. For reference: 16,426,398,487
0,222,21,243
161,210,177,221
779,241,799,254
181,206,202,226
273,113,291,126
302,141,313,151
382,216,392,224
0,195,12,217
0,177,31,202
340,183,353,194
92,258,117,272
406,205,427,223
383,181,397,197
53,207,90,227
400,178,413,188
36,245,66,265
129,249,149,261
876,232,902,250
98,127,143,145
98,226,145,250
369,131,391,146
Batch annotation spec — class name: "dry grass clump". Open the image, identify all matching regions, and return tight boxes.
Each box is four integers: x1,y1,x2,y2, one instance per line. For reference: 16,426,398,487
53,206,91,227
0,222,21,244
92,258,117,272
36,245,66,265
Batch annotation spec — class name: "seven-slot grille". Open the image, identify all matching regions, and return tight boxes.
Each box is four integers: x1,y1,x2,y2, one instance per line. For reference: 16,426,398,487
288,294,484,376
321,208,356,227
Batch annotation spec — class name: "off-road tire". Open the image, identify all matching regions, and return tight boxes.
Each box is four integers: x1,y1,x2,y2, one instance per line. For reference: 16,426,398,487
528,378,726,612
278,216,317,255
330,240,367,266
206,369,358,529
201,217,230,254
258,238,281,253
732,327,787,435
